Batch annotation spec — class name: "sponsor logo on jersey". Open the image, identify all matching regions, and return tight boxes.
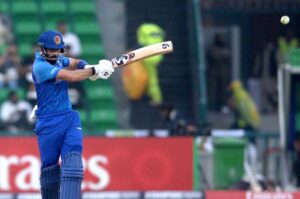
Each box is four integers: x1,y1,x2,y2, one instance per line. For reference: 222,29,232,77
55,79,63,84
50,68,57,74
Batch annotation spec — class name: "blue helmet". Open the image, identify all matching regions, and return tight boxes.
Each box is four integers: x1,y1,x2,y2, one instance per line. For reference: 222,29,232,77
37,30,65,60
37,30,65,49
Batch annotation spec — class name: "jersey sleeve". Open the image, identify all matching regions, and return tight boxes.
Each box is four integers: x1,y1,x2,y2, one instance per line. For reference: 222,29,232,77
62,57,70,68
33,62,62,83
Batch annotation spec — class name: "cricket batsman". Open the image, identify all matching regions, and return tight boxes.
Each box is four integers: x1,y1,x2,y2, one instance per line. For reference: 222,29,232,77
32,30,114,199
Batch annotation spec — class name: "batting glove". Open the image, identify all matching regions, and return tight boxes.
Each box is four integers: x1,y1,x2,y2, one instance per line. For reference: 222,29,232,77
85,60,114,81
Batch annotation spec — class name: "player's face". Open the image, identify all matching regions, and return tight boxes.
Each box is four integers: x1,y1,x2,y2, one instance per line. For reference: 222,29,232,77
45,48,61,60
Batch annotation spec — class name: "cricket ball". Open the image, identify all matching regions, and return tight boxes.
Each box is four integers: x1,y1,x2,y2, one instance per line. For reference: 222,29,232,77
280,16,290,25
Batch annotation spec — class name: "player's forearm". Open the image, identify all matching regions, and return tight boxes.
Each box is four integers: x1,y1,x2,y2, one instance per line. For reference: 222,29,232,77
57,68,95,82
66,59,77,70
69,68,95,81
66,59,81,70
67,58,89,71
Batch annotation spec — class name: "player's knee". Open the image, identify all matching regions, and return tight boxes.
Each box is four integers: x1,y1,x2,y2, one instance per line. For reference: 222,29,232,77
40,164,60,188
42,158,60,169
61,151,83,180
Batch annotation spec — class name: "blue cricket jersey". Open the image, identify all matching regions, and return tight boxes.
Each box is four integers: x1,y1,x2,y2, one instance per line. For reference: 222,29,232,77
32,52,72,117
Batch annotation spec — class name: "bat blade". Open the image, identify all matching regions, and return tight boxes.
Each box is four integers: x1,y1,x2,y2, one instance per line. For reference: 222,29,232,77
111,41,173,68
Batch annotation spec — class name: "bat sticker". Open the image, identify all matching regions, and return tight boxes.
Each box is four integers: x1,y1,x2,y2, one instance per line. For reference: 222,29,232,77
162,43,170,49
113,53,135,66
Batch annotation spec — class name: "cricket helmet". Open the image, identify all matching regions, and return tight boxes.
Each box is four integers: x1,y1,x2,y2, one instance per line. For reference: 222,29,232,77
37,30,65,60
37,30,65,52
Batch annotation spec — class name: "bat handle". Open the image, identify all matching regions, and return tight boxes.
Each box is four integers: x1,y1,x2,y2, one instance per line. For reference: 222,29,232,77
111,61,118,69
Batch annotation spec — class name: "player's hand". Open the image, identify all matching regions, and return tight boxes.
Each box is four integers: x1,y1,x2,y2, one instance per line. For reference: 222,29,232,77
85,60,114,81
84,64,98,80
94,60,114,80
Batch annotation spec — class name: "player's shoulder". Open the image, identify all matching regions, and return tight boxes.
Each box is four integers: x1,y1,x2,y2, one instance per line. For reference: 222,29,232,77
33,53,46,65
57,55,70,67
32,59,52,73
33,59,48,68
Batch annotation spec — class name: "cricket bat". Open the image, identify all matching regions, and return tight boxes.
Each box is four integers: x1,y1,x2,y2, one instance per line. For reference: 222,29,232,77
89,41,173,81
111,41,173,68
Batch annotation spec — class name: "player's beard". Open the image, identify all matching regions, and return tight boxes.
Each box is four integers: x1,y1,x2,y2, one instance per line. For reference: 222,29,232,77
47,59,57,65
45,53,59,64
39,51,59,64
46,56,58,64
47,54,58,60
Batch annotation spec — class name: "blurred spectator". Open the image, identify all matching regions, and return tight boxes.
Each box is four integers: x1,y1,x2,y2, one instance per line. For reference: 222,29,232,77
228,80,260,131
0,42,21,89
159,104,198,136
207,33,231,111
122,60,149,101
57,20,82,58
136,23,165,105
0,91,33,133
0,14,13,54
19,44,38,87
277,29,298,64
18,44,38,106
127,23,169,129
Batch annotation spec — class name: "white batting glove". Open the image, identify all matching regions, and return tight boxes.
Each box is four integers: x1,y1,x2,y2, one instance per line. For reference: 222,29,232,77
95,60,114,80
30,105,38,122
85,60,114,81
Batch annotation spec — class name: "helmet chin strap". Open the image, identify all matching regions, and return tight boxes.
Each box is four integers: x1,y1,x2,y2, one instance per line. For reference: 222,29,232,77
39,47,65,62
